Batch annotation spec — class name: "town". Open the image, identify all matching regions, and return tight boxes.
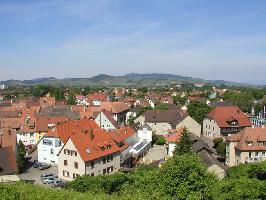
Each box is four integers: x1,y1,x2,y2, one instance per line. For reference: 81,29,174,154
0,80,266,199
1,0,266,199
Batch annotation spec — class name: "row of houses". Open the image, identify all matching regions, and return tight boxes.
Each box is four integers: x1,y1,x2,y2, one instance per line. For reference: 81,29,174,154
37,119,152,181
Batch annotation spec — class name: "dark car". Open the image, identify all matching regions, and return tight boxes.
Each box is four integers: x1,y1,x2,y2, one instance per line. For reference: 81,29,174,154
40,173,54,181
52,180,66,188
38,163,51,170
33,160,41,168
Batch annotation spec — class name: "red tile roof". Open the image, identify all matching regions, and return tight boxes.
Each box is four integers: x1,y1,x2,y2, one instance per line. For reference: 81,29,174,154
100,102,130,114
207,106,252,128
56,119,122,161
36,116,70,132
165,127,185,143
227,127,266,151
110,127,135,143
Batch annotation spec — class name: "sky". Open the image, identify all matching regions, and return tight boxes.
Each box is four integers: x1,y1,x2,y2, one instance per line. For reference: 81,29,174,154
0,0,266,84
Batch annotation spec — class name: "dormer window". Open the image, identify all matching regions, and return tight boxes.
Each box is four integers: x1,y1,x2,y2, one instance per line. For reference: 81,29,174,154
258,141,266,146
86,148,90,154
247,142,253,146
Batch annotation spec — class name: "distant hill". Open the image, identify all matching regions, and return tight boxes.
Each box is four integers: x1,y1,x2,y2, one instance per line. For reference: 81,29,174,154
0,73,248,87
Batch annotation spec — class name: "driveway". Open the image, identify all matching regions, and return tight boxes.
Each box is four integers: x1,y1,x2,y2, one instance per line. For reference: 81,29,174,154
18,149,58,185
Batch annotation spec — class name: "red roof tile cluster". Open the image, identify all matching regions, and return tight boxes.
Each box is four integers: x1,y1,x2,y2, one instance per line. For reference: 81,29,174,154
87,93,107,102
100,102,130,114
227,127,266,151
36,116,70,132
52,119,122,161
110,127,135,143
165,127,185,143
207,106,252,128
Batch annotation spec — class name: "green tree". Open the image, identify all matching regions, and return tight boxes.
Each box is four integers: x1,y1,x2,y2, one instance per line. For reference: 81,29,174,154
187,101,212,125
17,141,26,173
127,115,135,127
213,137,223,149
173,96,187,105
156,136,166,145
173,128,192,156
159,154,217,199
67,94,76,105
216,141,226,157
154,103,169,110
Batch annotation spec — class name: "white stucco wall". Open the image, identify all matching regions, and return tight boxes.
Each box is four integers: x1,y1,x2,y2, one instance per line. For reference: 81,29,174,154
38,137,63,165
95,112,116,131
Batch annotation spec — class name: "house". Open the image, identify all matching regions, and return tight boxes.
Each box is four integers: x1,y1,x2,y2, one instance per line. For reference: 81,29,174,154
87,93,108,106
143,110,184,135
190,134,226,179
203,106,252,140
39,93,56,107
134,99,151,108
75,95,89,106
165,127,184,157
159,96,173,104
57,119,121,181
176,116,201,138
17,109,36,146
111,125,152,167
94,110,118,131
35,116,70,144
197,150,227,179
37,130,64,165
126,105,142,124
226,127,266,167
100,102,130,124
0,129,18,175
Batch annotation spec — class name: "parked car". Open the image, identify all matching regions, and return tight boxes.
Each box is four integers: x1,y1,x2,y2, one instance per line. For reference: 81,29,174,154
38,163,51,170
33,160,41,168
52,180,66,188
40,173,57,181
42,177,57,184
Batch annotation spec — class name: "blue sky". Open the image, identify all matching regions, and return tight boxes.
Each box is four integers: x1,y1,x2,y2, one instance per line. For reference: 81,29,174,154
0,0,266,84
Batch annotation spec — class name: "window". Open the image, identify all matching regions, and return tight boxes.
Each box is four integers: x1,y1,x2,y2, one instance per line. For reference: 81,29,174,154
74,162,78,169
262,152,266,157
43,139,52,146
107,166,113,173
71,150,77,156
64,149,70,155
30,133,34,137
73,173,80,179
64,160,67,166
91,161,94,169
255,152,259,157
247,142,253,146
103,168,106,175
249,152,252,158
63,170,69,177
103,157,106,164
51,149,54,155
55,139,61,147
